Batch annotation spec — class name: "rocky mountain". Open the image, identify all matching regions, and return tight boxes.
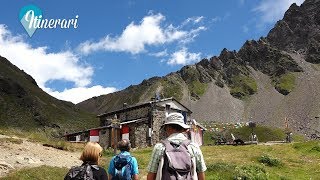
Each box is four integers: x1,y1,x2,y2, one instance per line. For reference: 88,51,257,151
77,0,320,137
0,56,98,135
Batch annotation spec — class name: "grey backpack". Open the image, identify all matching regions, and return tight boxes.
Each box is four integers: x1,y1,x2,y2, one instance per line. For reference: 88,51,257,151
64,163,98,180
161,139,193,180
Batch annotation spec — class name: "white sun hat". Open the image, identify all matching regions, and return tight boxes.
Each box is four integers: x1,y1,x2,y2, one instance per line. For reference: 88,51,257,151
162,112,190,129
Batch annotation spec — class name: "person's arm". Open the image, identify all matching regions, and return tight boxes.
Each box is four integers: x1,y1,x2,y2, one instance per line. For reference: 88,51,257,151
107,157,115,180
189,143,207,180
133,174,139,180
197,172,205,180
147,172,156,180
146,143,165,180
131,157,139,180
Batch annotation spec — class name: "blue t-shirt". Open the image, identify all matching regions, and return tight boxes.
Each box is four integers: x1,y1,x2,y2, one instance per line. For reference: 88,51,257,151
108,151,139,176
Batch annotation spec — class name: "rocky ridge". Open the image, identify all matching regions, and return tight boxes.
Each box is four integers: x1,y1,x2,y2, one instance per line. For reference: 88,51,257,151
75,0,320,136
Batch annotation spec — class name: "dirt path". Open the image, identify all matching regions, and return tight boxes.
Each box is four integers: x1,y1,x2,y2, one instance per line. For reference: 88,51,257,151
0,134,82,177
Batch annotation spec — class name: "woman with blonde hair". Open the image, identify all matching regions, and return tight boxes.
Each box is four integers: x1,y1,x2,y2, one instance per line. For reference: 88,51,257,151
65,142,108,180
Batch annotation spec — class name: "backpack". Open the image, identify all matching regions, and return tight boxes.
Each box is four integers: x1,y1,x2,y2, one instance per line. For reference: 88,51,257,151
161,139,193,180
65,163,98,180
112,154,132,180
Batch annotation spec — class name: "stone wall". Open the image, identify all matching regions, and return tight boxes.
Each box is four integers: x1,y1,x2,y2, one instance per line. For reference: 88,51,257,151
127,123,136,148
98,103,192,148
99,128,110,149
134,122,149,148
151,110,166,144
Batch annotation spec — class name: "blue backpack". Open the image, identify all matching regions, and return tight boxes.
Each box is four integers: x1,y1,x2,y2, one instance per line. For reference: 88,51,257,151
112,154,132,180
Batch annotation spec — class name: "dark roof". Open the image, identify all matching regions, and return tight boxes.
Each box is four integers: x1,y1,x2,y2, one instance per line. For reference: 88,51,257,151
64,125,111,137
97,97,192,117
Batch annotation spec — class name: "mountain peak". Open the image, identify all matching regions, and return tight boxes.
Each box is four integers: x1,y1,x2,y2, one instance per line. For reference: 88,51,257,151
267,0,320,57
77,0,320,136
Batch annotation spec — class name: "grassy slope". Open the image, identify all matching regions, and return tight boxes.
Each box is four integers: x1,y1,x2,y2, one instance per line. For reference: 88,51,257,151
273,72,297,95
230,75,258,99
2,141,320,179
0,56,97,132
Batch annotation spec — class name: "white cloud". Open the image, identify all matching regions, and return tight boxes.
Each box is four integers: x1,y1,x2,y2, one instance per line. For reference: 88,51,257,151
45,85,117,104
0,25,92,88
167,48,201,65
253,0,304,24
179,26,206,44
0,24,116,104
78,13,206,55
181,16,204,27
149,49,168,57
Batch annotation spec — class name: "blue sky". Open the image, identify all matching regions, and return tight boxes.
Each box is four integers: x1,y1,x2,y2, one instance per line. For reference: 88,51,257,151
0,0,304,104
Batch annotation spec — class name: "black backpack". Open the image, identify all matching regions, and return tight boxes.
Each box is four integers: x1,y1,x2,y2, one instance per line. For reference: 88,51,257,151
161,139,193,180
112,154,132,180
64,163,98,180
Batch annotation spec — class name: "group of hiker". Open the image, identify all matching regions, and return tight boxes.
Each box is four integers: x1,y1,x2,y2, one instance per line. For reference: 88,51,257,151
64,112,207,180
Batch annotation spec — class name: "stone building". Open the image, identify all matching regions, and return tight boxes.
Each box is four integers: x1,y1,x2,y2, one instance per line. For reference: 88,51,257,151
97,97,192,148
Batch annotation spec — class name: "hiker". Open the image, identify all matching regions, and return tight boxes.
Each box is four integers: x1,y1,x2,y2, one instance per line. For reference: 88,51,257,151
231,133,244,145
147,112,207,180
64,142,108,180
108,139,139,180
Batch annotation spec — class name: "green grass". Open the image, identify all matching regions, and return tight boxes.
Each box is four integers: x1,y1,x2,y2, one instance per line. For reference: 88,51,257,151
0,137,23,144
292,141,320,154
0,56,99,133
188,80,208,98
203,125,291,145
1,166,68,180
42,140,85,152
273,72,296,95
0,128,86,152
161,78,183,101
229,75,257,99
0,128,49,142
206,162,237,179
3,141,320,179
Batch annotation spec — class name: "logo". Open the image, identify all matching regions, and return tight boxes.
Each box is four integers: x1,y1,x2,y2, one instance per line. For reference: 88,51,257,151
19,5,79,37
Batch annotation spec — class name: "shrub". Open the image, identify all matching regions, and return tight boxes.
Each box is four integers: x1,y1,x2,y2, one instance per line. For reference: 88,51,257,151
258,154,282,167
206,162,237,180
207,162,236,172
235,164,268,180
310,144,320,152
